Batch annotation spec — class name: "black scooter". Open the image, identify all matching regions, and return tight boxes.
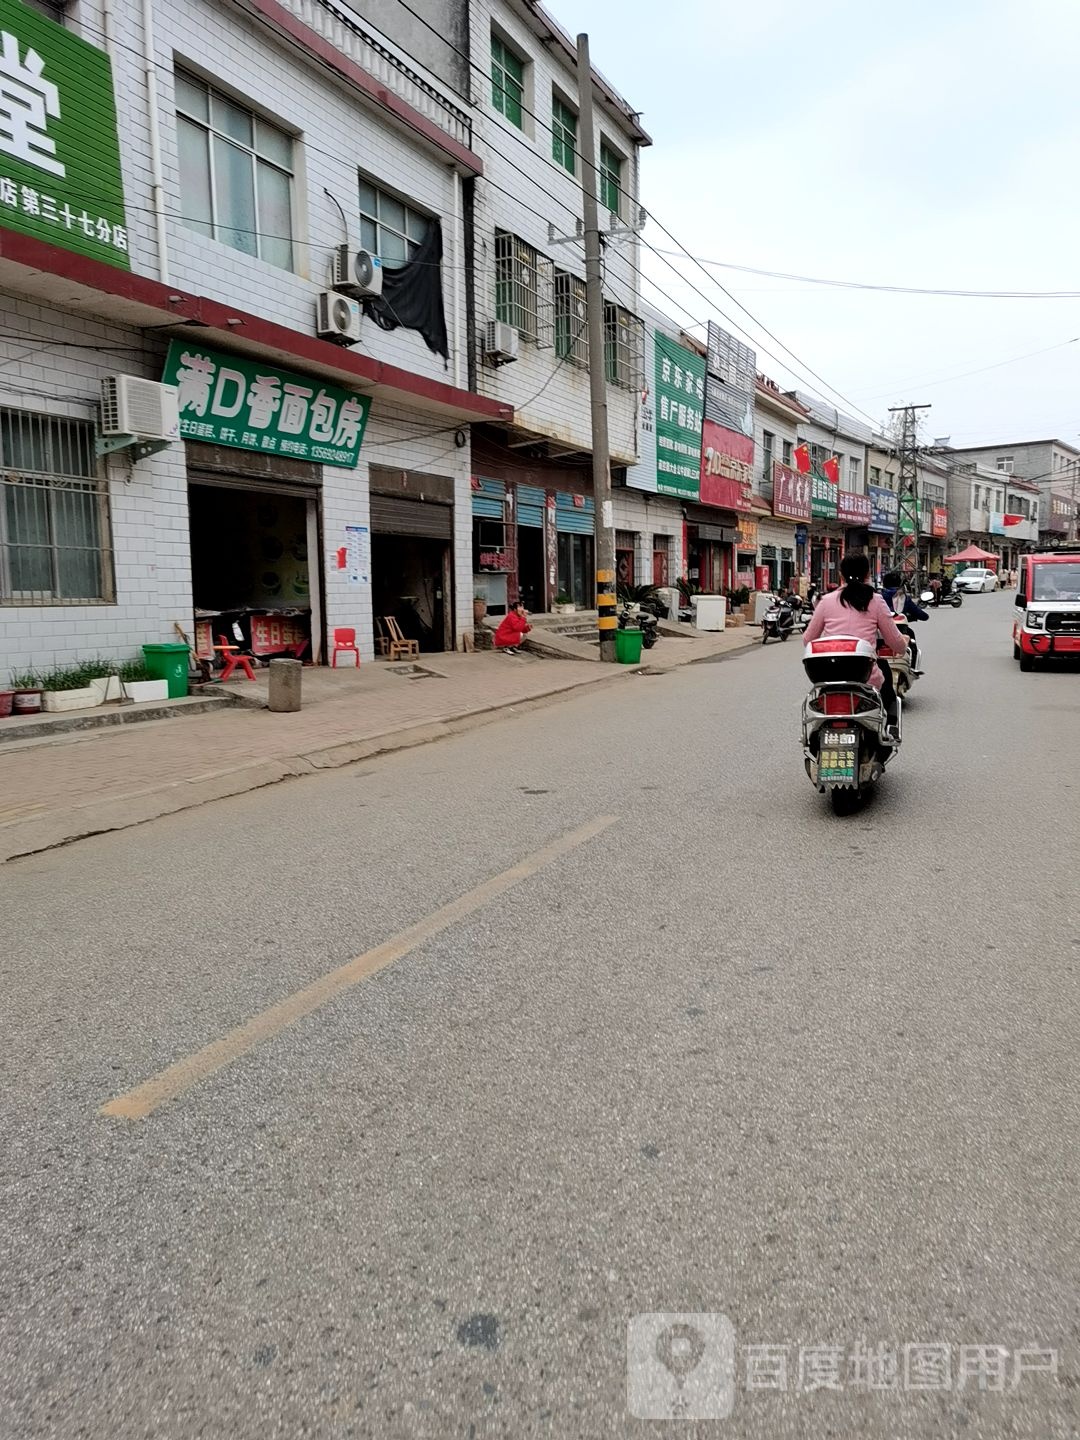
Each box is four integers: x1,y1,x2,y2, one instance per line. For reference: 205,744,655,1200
761,595,798,643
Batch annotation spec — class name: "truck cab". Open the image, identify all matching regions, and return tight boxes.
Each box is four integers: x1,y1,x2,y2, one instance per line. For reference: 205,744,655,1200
1013,548,1080,670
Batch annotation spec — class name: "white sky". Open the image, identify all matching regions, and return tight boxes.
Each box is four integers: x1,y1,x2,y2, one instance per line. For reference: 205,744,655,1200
546,0,1080,447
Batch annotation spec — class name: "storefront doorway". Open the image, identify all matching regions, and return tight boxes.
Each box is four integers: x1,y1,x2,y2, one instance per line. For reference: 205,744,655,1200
370,468,454,653
516,483,546,612
558,532,594,609
186,446,323,664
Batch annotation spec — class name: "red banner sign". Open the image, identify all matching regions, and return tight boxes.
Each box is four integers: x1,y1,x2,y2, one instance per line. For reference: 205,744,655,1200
932,505,948,538
772,462,811,521
478,549,513,571
700,419,754,512
250,615,307,656
837,490,872,525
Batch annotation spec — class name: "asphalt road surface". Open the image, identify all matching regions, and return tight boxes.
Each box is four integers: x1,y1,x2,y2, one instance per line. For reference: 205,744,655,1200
3,591,1079,1439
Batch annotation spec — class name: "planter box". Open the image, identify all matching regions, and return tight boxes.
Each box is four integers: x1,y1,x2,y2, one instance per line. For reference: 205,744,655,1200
123,679,169,703
43,685,102,712
554,603,576,615
89,674,123,704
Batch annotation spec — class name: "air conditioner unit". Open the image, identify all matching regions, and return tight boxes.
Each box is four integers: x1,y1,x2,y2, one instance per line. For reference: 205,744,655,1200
317,291,362,345
100,376,180,440
484,319,519,365
332,244,384,298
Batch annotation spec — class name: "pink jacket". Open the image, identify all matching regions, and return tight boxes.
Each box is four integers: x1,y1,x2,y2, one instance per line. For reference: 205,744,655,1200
802,588,908,688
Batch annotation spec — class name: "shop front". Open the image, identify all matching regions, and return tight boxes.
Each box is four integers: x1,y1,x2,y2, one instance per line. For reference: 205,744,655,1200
369,466,455,653
555,493,595,608
772,463,811,588
809,470,841,589
868,485,898,582
471,477,512,618
164,341,373,667
838,490,872,564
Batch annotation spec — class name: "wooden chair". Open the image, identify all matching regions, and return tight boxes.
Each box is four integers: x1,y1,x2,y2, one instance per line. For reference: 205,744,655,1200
374,617,391,657
383,615,419,660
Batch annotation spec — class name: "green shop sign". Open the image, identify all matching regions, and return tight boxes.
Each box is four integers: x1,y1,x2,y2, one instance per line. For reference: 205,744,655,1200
163,341,372,467
654,330,705,500
811,472,837,519
0,0,129,267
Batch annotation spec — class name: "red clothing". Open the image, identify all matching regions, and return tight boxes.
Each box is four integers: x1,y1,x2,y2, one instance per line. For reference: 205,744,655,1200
493,610,531,648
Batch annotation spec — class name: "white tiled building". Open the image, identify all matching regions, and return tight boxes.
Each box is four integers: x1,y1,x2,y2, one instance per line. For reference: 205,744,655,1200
2,0,510,678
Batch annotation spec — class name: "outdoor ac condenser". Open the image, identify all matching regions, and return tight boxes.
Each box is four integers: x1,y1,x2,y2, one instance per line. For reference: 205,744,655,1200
100,376,180,440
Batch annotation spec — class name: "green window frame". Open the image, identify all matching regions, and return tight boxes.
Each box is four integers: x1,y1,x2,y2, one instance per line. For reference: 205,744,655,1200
554,271,588,365
552,96,577,174
491,34,524,129
600,142,622,214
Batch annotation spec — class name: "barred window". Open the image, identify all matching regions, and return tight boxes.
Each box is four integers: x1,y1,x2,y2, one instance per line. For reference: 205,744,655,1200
603,302,641,388
0,408,113,605
554,271,588,367
495,230,538,339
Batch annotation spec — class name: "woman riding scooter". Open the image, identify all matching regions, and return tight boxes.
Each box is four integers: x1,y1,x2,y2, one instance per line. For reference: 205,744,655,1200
802,554,909,732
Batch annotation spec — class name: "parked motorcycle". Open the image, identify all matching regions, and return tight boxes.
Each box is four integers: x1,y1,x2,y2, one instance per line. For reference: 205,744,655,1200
802,636,901,815
761,595,798,644
617,605,659,649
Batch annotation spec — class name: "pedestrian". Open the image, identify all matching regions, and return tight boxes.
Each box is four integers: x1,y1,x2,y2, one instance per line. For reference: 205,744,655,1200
493,600,531,656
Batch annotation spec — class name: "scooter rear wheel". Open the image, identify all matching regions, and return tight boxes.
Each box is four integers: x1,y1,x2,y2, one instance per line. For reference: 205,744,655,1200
829,786,863,816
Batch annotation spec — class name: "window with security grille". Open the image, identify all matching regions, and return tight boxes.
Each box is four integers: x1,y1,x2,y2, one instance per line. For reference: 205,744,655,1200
495,231,538,338
603,304,641,388
358,178,428,265
552,95,577,174
600,142,623,214
554,272,588,366
175,68,294,271
491,33,524,128
0,408,114,605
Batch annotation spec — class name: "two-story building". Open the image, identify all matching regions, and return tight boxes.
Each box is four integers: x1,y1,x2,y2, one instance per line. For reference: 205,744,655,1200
466,0,649,614
754,375,809,590
865,435,900,581
1,0,518,675
947,437,1073,563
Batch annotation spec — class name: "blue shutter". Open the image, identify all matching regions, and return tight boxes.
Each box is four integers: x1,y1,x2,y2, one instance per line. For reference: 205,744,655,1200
472,477,505,519
516,484,545,529
555,492,594,535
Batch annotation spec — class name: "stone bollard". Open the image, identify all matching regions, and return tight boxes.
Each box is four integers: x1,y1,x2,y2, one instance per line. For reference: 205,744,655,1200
268,657,302,712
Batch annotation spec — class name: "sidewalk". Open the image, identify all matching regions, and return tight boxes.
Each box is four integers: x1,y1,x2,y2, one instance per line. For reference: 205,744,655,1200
0,629,756,861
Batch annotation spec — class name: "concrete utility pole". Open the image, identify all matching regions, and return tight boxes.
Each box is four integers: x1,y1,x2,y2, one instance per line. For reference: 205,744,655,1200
888,403,931,577
576,32,616,661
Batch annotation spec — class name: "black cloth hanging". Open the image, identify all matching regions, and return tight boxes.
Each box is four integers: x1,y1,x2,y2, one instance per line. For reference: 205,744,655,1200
362,220,449,360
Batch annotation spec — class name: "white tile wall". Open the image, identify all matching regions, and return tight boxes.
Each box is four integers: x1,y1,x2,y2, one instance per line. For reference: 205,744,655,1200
611,489,684,584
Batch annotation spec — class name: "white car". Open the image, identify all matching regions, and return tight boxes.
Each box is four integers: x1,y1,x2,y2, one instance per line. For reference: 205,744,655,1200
953,567,999,593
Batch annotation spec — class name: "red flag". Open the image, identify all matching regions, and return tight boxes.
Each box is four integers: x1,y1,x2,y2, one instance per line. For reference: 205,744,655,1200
794,443,811,475
822,455,840,485
1001,513,1023,526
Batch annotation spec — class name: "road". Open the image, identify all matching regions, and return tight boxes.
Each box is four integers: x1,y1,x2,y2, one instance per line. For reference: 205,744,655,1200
2,591,1078,1439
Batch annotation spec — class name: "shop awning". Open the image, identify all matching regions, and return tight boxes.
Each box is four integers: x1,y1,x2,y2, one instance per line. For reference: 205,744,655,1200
0,229,513,425
944,544,998,564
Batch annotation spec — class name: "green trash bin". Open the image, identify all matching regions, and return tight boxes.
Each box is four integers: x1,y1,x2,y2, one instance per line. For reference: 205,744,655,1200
142,642,190,699
614,627,644,665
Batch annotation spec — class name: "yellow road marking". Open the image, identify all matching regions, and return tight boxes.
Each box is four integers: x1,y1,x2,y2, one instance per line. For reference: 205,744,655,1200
100,815,616,1121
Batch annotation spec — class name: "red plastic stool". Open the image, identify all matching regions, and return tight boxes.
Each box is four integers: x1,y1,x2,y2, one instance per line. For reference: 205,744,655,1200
216,635,256,682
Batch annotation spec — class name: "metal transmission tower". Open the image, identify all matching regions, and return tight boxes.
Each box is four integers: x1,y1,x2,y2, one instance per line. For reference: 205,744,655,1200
888,403,931,575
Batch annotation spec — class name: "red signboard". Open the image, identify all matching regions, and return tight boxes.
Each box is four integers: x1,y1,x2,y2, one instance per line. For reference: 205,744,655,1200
772,463,811,521
837,490,872,525
755,564,771,592
932,506,948,538
478,549,513,571
250,615,307,656
700,419,754,512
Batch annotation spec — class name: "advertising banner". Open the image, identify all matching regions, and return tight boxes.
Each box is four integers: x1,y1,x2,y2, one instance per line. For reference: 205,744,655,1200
700,418,753,512
932,506,949,538
837,490,872,525
868,485,898,534
773,463,811,521
653,331,705,499
811,472,838,520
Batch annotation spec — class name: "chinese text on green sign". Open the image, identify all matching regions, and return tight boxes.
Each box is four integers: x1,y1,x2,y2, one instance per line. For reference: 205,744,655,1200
654,331,705,500
163,341,372,468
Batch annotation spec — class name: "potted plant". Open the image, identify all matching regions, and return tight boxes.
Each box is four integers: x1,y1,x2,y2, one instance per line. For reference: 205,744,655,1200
553,591,576,615
10,670,43,715
85,656,122,705
473,593,488,624
118,656,169,703
38,661,106,712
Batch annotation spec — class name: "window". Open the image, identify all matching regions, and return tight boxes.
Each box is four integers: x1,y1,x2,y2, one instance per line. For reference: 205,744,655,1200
495,231,538,338
0,408,113,605
973,485,981,509
552,95,577,175
604,302,640,388
762,430,774,483
358,178,428,266
996,456,1014,473
600,142,623,214
848,456,861,489
491,33,524,128
554,271,588,366
782,439,793,467
870,465,881,484
175,69,294,270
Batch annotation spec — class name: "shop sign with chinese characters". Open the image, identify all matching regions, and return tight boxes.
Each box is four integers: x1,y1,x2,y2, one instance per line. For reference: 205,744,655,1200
0,0,130,267
811,472,838,520
654,330,705,500
163,342,371,467
837,490,872,526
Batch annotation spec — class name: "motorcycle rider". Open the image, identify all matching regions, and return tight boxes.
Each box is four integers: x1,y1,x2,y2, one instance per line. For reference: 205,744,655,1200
881,569,928,672
802,553,908,733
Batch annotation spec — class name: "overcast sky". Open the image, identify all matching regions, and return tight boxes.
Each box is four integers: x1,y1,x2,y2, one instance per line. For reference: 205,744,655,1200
547,0,1080,448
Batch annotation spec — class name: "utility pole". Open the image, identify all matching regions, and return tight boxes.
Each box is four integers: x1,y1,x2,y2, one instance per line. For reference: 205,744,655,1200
888,403,931,577
576,32,616,661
